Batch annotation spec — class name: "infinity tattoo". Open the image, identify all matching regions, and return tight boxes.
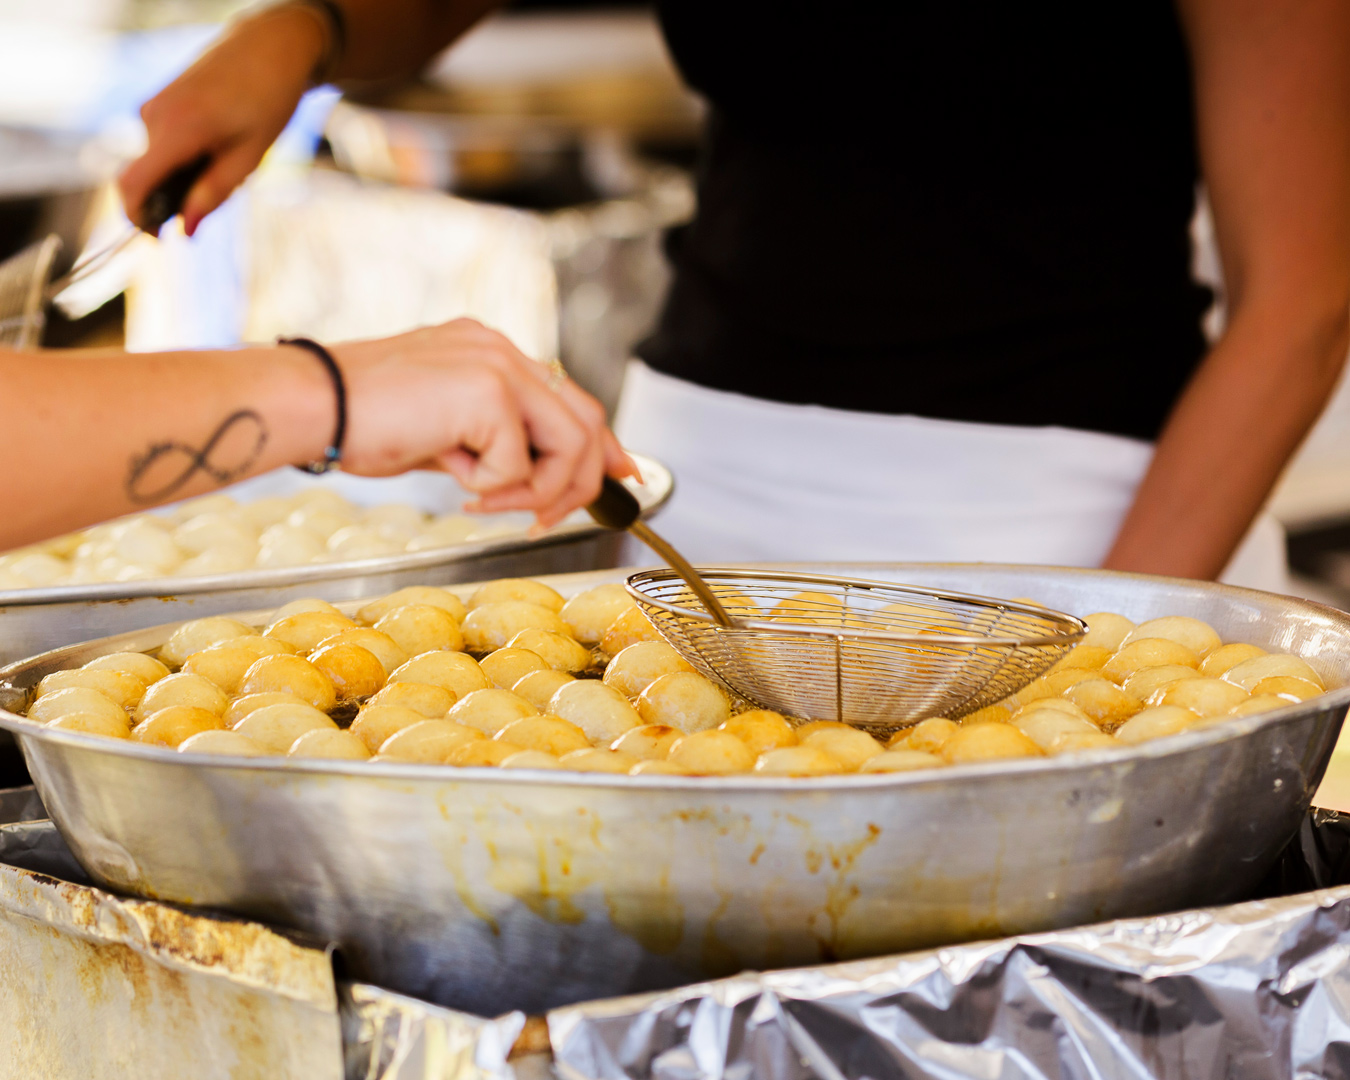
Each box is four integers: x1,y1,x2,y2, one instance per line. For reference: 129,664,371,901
126,410,268,504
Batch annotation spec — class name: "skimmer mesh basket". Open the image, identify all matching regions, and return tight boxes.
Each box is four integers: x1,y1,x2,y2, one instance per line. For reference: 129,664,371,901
626,568,1086,732
0,235,60,349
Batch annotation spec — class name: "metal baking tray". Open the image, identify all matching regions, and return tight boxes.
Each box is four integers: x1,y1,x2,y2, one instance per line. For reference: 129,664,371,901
0,564,1346,1017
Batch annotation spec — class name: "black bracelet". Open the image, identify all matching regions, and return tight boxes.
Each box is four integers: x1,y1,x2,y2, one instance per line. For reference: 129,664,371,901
281,337,347,474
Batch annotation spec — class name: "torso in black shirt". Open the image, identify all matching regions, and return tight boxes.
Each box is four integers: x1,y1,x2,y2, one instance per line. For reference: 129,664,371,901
640,1,1212,441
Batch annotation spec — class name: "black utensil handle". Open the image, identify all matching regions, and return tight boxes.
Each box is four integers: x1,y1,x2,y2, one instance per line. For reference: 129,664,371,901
140,154,212,235
587,475,643,531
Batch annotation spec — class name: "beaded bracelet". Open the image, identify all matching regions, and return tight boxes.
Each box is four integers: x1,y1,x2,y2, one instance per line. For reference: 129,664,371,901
281,337,347,474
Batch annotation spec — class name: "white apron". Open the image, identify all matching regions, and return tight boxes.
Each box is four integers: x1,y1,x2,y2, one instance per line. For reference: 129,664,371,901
614,361,1288,592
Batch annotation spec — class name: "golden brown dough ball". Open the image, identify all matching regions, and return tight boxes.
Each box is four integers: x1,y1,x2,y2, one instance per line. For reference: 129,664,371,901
940,723,1042,763
668,730,756,774
772,591,844,625
1048,645,1113,674
350,704,432,753
289,728,371,760
480,648,548,690
511,669,576,711
611,723,684,760
1121,665,1201,702
1013,668,1100,705
630,759,694,776
133,705,225,747
1101,639,1200,683
462,602,566,652
891,717,959,753
367,681,457,719
789,720,855,739
496,715,589,756
447,688,538,735
232,703,336,753
1080,612,1135,652
357,586,467,627
314,628,408,677
469,578,565,613
754,746,846,776
237,655,337,713
181,635,295,695
501,749,563,770
599,606,664,656
374,605,465,656
558,748,641,774
720,710,797,755
561,584,636,645
377,719,483,763
1223,654,1325,692
1114,705,1198,744
224,692,313,726
82,652,170,685
603,641,696,699
29,687,127,726
1123,616,1222,659
506,628,592,673
1252,676,1323,702
177,729,265,756
36,668,146,709
160,616,256,668
1053,731,1119,753
959,703,1015,725
1063,679,1140,728
47,711,132,739
1014,709,1099,752
1150,677,1249,717
264,611,356,653
1011,697,1093,723
1199,642,1267,678
1228,695,1290,717
548,680,642,743
272,597,343,619
637,671,730,733
800,727,884,770
388,651,489,698
307,643,386,701
446,740,523,767
135,672,229,722
858,750,945,773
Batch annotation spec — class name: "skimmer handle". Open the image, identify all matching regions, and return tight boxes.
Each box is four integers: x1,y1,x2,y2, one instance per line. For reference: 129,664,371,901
141,155,211,234
587,475,643,530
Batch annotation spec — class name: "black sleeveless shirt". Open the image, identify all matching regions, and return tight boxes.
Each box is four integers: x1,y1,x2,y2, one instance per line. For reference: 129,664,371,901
640,1,1212,441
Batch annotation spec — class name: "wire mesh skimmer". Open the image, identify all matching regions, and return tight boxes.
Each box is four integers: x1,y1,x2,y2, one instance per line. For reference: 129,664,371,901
626,568,1086,732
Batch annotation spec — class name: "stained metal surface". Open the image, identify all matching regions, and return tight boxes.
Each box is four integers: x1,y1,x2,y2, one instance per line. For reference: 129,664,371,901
1,565,1347,1017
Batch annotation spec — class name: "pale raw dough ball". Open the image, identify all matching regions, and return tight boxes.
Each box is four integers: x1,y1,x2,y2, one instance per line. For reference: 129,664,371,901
172,512,257,556
561,584,636,645
890,717,958,753
446,740,523,767
178,545,256,576
29,687,127,726
256,524,326,568
447,688,538,735
800,727,884,770
1081,612,1135,652
1252,676,1324,702
1013,668,1100,705
1014,710,1099,752
1151,677,1249,717
1121,665,1201,702
940,723,1042,763
5,551,68,587
470,578,565,613
772,591,844,625
36,669,146,709
506,628,591,673
83,652,170,685
858,750,945,773
959,703,1015,725
1223,654,1324,692
367,681,457,719
512,669,576,711
374,604,465,655
357,586,467,626
289,728,372,760
637,672,730,733
388,651,489,698
110,517,182,576
238,495,294,530
309,643,386,701
272,597,343,619
1101,639,1200,683
720,710,797,755
668,730,756,774
178,730,266,757
1123,616,1222,658
1053,731,1120,753
754,746,846,777
362,503,427,543
462,602,566,652
224,692,312,726
315,628,408,677
160,616,255,668
287,502,356,538
133,705,225,747
405,515,477,551
549,680,642,743
326,526,404,560
1048,645,1113,674
630,759,695,776
182,636,295,695
1228,695,1290,717
501,749,564,770
135,672,229,721
232,703,336,753
1115,705,1198,744
481,648,548,690
237,655,337,713
264,611,356,653
1200,642,1267,678
611,723,683,760
558,748,641,774
1063,679,1140,727
351,704,433,753
167,493,238,522
496,715,590,756
47,711,132,739
599,606,663,656
603,641,696,698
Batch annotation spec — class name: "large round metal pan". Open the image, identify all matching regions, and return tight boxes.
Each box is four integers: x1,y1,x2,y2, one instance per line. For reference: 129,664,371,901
0,564,1345,1016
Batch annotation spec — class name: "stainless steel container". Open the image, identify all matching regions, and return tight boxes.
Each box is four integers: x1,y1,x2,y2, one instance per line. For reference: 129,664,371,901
1,564,1345,1017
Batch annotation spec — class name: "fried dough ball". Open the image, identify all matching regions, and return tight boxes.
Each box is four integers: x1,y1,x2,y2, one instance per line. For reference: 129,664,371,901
350,704,432,753
1124,616,1222,659
858,750,945,773
959,703,1015,725
506,628,591,673
1100,639,1201,683
637,671,730,733
237,655,337,712
940,723,1042,763
603,641,696,698
1080,612,1135,652
1199,642,1267,678
264,611,356,653
374,605,465,655
772,591,844,625
232,703,336,753
377,720,483,763
801,727,884,770
1114,705,1198,744
366,681,457,719
754,747,846,777
135,672,229,721
178,729,266,756
36,668,146,709
792,720,853,739
1054,731,1120,753
288,728,371,760
1048,645,1113,674
1252,676,1324,702
496,715,589,756
314,628,408,677
160,616,255,668
1228,695,1290,717
480,648,548,690
462,602,566,652
224,692,312,726
511,669,576,711
630,759,695,776
1063,679,1140,727
388,651,489,698
82,652,170,685
447,740,523,767
181,635,295,694
47,710,132,739
272,597,343,619
308,643,386,701
133,705,225,747
1012,697,1093,723
548,680,641,743
611,723,684,760
501,749,564,770
561,584,636,645
1121,665,1201,702
1013,668,1100,704
558,748,641,774
1014,709,1100,751
599,606,664,657
891,717,958,753
1150,677,1249,717
668,730,756,774
1223,654,1325,692
470,578,565,613
29,687,127,726
357,586,467,626
720,710,797,755
447,688,538,735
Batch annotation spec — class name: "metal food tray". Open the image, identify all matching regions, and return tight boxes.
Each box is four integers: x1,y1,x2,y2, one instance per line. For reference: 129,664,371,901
1,564,1346,1017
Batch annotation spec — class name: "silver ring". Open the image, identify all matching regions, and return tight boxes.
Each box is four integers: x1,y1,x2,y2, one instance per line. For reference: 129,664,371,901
544,359,568,392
